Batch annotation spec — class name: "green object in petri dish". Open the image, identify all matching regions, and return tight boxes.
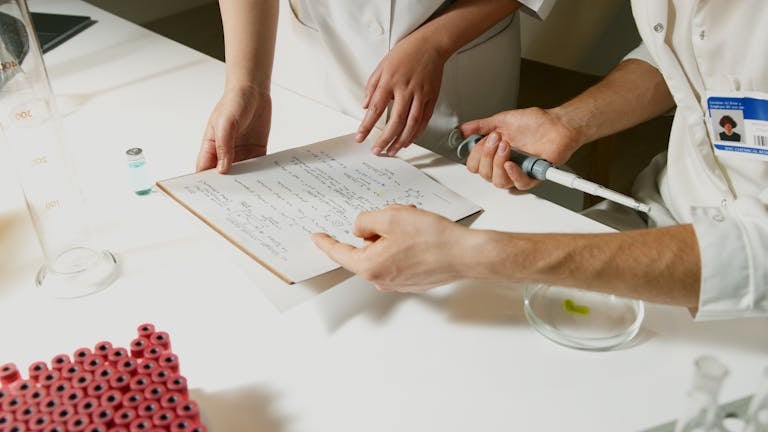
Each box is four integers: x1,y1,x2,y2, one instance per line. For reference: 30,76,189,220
563,298,590,315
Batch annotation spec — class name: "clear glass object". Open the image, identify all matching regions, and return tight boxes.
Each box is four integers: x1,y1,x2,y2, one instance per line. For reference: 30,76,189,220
126,147,154,195
744,366,768,432
674,356,730,432
523,284,645,351
0,0,117,297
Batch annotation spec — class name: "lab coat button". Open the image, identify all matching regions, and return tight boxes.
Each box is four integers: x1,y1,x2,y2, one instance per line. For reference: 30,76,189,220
653,23,664,33
367,21,384,36
699,29,706,40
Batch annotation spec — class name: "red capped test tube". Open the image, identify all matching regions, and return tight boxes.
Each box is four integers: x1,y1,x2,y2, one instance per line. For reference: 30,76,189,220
0,363,21,386
109,373,131,393
121,391,144,410
158,353,179,374
28,412,50,431
93,341,113,357
66,413,90,432
73,348,93,364
76,396,100,416
165,375,187,398
107,348,129,366
129,338,149,359
136,324,155,339
43,424,67,432
113,408,137,428
49,355,70,370
100,389,123,410
148,332,170,351
28,361,49,380
60,388,85,406
61,363,82,380
91,406,114,426
175,400,199,421
151,409,174,429
159,392,183,411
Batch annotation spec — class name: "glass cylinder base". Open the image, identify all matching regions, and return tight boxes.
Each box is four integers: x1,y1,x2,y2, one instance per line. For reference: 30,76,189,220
35,247,118,298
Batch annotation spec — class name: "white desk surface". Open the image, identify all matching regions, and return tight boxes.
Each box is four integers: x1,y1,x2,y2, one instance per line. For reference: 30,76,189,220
1,2,766,431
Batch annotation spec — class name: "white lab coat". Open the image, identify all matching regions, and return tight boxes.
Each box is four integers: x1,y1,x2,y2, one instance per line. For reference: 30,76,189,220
625,0,768,319
276,0,555,159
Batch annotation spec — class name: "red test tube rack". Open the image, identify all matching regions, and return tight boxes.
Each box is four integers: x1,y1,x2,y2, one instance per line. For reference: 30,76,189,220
0,324,206,432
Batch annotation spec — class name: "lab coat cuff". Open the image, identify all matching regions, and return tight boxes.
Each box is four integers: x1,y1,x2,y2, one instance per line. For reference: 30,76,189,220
623,42,658,69
517,0,557,20
692,203,767,320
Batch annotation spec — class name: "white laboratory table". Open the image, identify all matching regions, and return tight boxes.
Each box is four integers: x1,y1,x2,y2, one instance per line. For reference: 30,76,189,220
0,1,766,431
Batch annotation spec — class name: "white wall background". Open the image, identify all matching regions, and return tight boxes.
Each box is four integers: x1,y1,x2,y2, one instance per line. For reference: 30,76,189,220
521,0,641,76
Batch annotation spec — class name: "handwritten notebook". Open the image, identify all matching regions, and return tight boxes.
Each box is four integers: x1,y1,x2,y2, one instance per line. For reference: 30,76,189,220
157,134,481,283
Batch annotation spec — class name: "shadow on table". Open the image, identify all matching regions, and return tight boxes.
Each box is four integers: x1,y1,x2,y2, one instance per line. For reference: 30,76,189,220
0,209,35,296
191,385,286,432
640,305,768,355
309,276,529,334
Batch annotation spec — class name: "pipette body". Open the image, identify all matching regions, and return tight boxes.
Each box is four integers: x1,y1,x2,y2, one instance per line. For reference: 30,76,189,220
451,131,651,214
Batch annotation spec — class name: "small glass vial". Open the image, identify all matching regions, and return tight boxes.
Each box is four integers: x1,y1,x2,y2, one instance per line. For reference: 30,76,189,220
126,147,153,195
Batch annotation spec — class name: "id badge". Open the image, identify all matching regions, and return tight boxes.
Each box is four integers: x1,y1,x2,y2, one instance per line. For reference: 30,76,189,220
706,91,768,160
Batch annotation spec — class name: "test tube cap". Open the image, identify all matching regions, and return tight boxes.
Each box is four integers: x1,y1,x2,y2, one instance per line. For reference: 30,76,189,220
50,355,70,370
70,371,93,390
60,388,85,406
73,348,93,364
136,400,159,418
66,413,90,432
75,397,99,416
0,363,21,386
107,348,129,365
129,338,149,359
113,408,137,426
151,409,175,428
93,342,113,357
91,407,114,426
99,389,122,409
148,332,170,351
29,412,51,430
121,391,144,410
61,363,81,380
85,380,109,399
28,361,49,378
136,323,155,338
126,148,145,158
109,372,131,393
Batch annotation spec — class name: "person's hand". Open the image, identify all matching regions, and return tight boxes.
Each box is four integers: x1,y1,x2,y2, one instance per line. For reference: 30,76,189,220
311,205,472,292
196,85,272,173
354,32,447,157
459,108,580,190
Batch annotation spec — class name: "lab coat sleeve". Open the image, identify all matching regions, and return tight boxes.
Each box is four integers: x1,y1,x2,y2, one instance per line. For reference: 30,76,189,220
516,0,557,20
622,42,659,69
692,194,768,320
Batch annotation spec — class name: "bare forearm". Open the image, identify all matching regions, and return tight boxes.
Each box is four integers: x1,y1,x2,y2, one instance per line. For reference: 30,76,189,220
219,0,278,91
469,225,701,307
413,0,522,60
551,59,676,147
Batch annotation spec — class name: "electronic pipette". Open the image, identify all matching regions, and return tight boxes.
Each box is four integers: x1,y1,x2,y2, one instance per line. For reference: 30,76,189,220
448,129,651,214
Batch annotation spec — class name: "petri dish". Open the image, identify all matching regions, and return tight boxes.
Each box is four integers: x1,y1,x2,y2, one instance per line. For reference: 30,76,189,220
523,284,644,351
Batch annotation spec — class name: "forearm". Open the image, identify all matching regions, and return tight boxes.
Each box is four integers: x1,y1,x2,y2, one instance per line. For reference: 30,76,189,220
550,59,676,147
467,224,701,307
411,0,522,60
219,0,278,92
